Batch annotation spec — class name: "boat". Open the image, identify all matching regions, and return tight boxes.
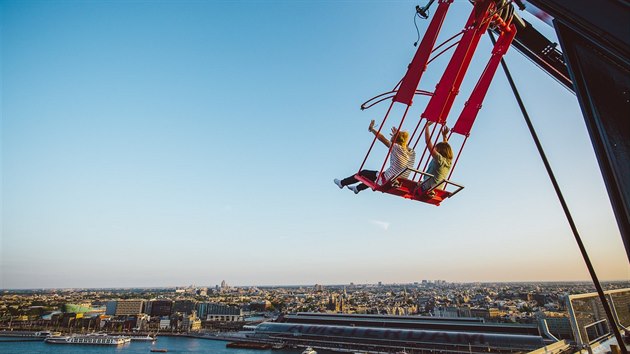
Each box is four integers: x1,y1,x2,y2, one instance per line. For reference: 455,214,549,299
44,334,131,345
34,331,54,337
301,347,317,354
150,349,168,353
226,341,272,349
130,334,157,341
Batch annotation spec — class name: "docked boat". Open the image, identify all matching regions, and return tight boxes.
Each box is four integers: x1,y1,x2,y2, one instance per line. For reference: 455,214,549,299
226,341,272,349
150,349,168,353
301,347,317,354
34,331,56,337
44,334,130,345
130,334,157,341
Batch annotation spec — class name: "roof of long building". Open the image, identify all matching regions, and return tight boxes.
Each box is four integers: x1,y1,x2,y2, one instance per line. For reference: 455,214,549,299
254,322,546,351
277,312,541,336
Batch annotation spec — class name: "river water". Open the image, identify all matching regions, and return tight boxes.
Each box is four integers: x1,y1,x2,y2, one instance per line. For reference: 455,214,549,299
0,336,309,354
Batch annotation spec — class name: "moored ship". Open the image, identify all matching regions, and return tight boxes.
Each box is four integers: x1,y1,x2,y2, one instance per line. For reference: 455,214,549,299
226,341,272,349
129,334,157,341
44,333,131,345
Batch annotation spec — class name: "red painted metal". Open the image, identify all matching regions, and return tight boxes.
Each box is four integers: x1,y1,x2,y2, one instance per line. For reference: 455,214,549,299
448,135,468,181
418,122,440,174
393,0,453,106
453,23,517,136
354,173,449,206
421,0,494,124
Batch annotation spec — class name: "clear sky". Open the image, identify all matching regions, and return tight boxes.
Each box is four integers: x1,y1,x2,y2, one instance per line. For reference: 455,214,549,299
1,0,628,289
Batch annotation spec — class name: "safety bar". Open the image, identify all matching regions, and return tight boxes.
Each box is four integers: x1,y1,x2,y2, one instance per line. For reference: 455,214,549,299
391,167,465,198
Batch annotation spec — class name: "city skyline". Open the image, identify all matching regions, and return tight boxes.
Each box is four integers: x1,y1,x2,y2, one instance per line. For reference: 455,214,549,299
2,1,628,289
4,280,630,292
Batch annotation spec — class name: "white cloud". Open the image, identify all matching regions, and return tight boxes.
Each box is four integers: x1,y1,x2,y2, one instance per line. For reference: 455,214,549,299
370,220,390,231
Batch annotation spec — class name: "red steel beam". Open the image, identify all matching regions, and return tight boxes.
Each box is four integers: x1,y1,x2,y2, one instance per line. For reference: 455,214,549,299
453,23,517,136
393,0,453,106
421,0,494,124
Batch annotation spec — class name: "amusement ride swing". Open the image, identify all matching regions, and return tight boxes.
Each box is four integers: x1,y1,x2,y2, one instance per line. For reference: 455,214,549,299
348,0,628,348
353,0,517,206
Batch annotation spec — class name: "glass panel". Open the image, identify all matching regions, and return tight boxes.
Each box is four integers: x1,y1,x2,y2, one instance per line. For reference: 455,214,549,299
570,295,611,343
609,290,630,328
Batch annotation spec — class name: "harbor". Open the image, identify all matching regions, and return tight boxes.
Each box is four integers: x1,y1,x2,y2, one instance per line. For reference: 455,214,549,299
0,334,307,354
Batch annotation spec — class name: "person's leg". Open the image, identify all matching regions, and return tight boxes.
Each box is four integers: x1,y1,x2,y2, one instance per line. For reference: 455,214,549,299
336,170,378,193
417,179,436,197
339,175,359,186
355,170,377,191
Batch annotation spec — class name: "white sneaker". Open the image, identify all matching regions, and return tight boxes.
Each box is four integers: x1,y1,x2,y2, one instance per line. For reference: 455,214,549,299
334,178,344,189
348,185,359,194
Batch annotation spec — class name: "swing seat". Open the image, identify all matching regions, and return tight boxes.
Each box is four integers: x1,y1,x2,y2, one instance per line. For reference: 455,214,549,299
354,168,464,206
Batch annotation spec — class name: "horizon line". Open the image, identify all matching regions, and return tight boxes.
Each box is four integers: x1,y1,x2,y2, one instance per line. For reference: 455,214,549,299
3,279,629,291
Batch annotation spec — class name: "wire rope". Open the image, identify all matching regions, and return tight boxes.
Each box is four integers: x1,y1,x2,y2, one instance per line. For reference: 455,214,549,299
489,30,627,353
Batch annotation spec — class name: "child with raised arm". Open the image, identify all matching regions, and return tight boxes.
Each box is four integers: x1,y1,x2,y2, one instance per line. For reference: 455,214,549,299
419,121,453,196
334,120,416,194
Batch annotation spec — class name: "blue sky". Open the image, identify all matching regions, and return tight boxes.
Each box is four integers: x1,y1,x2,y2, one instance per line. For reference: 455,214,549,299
2,0,628,289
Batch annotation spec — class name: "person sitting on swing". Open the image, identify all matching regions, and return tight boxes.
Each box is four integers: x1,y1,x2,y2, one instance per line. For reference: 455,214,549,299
418,121,453,197
334,120,416,194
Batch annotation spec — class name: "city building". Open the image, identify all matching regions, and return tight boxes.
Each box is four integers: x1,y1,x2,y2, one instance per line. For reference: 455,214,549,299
181,311,202,332
252,313,550,353
159,316,171,330
114,299,145,316
205,303,242,322
249,300,272,312
148,299,173,317
105,300,117,316
172,300,195,315
470,307,500,320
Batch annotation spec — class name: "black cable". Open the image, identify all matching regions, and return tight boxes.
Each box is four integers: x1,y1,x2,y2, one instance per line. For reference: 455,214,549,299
413,13,421,47
488,30,627,353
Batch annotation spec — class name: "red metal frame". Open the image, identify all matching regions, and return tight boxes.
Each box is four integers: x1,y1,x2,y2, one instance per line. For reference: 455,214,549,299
453,23,517,136
422,0,494,124
393,0,453,106
354,1,516,205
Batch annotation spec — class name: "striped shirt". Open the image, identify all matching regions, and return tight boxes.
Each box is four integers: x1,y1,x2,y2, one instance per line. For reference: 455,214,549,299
380,144,416,183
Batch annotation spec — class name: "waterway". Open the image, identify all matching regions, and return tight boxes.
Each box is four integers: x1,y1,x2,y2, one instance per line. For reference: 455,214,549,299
0,336,310,354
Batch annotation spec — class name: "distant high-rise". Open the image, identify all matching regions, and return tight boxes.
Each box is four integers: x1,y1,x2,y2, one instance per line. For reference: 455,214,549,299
196,302,210,318
172,300,195,315
149,300,173,317
105,301,117,316
115,299,145,316
205,303,242,322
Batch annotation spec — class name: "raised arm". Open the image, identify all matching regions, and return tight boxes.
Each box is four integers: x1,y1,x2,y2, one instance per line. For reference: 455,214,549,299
425,122,449,158
441,125,450,143
368,120,391,147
